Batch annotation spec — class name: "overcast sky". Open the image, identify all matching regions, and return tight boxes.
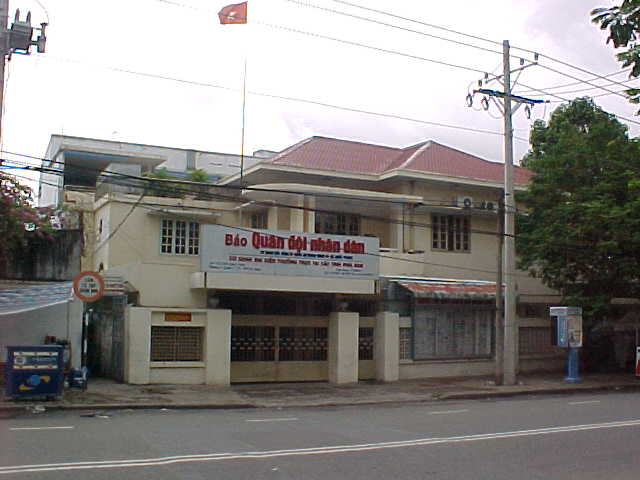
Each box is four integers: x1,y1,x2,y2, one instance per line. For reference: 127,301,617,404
3,0,637,191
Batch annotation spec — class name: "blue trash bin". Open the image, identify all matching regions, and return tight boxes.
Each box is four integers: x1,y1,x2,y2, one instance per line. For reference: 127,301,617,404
5,346,64,400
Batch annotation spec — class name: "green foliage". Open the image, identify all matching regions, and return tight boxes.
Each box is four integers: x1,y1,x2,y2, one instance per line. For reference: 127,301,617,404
186,169,211,199
0,172,53,264
143,168,184,198
592,1,640,111
517,98,640,322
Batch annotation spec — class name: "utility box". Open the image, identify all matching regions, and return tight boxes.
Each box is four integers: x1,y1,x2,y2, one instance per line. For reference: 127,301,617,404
4,346,64,400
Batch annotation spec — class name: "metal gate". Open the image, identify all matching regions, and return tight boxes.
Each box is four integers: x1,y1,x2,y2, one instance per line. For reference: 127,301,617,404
230,318,329,382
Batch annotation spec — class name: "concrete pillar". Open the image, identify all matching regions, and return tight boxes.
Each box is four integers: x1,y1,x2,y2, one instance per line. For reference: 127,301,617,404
375,312,400,382
304,196,315,233
328,312,359,384
205,309,232,386
390,206,404,252
125,307,151,384
267,206,279,230
290,197,305,232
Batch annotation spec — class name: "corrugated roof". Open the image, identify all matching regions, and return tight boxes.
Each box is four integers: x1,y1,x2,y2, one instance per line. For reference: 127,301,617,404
0,282,73,315
398,281,496,300
266,136,532,184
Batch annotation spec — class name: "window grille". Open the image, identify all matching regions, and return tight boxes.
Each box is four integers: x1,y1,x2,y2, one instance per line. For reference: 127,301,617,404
399,327,412,360
432,214,470,252
413,307,493,359
519,327,555,354
150,326,203,362
231,326,275,361
279,327,328,361
160,219,200,255
358,327,374,360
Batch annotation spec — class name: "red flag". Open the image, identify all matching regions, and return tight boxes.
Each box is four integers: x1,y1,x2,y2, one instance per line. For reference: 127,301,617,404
218,2,247,24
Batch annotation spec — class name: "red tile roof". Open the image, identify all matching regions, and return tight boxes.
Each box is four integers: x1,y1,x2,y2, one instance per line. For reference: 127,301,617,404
266,136,532,184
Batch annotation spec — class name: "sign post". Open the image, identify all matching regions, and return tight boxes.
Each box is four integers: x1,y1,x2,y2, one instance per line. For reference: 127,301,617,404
72,271,104,384
550,306,583,382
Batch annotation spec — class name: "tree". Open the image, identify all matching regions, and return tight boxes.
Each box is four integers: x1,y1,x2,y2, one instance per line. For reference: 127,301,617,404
592,1,640,109
0,172,53,274
517,98,640,321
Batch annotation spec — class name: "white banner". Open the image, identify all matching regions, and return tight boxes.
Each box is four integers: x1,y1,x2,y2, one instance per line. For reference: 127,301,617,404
200,225,379,279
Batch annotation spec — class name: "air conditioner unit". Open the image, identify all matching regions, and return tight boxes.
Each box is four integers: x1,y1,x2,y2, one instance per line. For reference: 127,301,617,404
479,200,496,211
456,196,473,209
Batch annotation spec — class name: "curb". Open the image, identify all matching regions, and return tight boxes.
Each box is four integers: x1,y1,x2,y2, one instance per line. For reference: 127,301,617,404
440,383,640,400
2,383,639,412
0,402,256,412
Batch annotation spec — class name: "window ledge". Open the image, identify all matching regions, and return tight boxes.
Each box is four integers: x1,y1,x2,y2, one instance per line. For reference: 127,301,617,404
403,357,492,364
150,361,205,368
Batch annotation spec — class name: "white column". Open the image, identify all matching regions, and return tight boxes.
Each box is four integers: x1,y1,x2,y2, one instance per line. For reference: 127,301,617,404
125,307,151,384
290,196,305,232
205,309,231,386
328,312,359,384
375,312,399,382
304,196,315,233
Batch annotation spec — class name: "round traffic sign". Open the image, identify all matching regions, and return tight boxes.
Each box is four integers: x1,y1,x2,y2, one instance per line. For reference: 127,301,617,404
73,271,105,302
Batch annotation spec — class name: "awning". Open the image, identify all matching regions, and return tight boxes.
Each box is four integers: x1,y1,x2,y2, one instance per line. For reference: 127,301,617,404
397,281,496,300
0,281,73,315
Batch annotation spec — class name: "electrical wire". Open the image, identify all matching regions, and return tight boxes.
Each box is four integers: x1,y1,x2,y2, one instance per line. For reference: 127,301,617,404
6,159,524,237
41,55,524,142
3,148,526,214
282,0,511,58
515,67,633,94
317,0,640,99
6,164,601,278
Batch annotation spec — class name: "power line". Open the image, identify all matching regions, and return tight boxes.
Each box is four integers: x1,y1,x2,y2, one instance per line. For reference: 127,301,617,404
524,78,640,97
515,67,633,94
8,159,523,237
282,0,510,58
41,56,524,142
514,80,640,127
3,152,523,212
317,0,640,102
326,0,504,49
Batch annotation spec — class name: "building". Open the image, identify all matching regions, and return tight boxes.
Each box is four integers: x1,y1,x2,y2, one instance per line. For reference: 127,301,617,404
39,135,563,385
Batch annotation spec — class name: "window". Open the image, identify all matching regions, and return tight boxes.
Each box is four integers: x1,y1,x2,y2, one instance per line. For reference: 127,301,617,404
412,307,493,359
251,212,268,229
519,327,556,355
231,326,275,361
161,219,200,255
399,327,412,360
150,326,203,361
358,327,374,360
315,212,360,235
432,214,470,252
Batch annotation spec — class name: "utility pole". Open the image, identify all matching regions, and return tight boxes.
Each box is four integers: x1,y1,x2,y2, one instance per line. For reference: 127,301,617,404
0,0,9,148
0,0,47,147
494,194,504,385
466,41,543,386
502,40,517,386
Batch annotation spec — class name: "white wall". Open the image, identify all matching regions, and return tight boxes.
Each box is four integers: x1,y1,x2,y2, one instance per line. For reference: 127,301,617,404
0,300,83,369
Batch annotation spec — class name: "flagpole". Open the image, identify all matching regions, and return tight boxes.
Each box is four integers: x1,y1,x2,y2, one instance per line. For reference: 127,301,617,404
240,55,247,187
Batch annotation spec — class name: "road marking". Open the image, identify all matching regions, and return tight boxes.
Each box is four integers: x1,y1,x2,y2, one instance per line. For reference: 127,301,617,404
3,418,640,474
9,426,74,431
246,417,299,423
429,409,469,415
568,400,601,406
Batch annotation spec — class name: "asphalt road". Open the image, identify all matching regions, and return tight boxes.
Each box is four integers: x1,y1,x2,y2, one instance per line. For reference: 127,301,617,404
2,391,640,479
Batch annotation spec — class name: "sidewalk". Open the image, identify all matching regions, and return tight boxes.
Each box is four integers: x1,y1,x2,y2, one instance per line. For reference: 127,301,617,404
2,372,640,412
